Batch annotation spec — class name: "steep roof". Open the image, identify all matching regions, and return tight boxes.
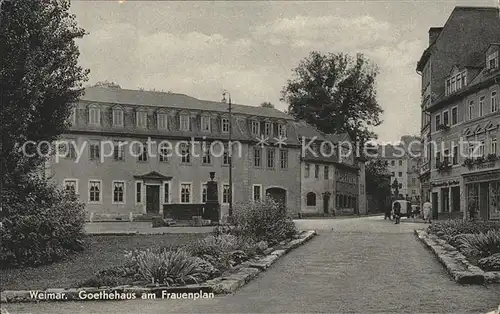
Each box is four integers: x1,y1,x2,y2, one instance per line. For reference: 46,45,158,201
81,86,292,120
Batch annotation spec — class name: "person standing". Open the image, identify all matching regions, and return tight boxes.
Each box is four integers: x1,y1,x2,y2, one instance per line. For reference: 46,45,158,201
393,201,401,224
422,197,432,224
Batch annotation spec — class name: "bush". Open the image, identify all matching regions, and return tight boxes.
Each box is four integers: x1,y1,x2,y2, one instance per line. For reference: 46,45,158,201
454,230,500,259
126,248,209,285
233,198,297,244
478,253,500,271
428,219,500,239
1,178,86,268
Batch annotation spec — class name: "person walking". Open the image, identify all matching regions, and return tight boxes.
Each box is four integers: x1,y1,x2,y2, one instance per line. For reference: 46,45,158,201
393,201,401,224
422,197,432,224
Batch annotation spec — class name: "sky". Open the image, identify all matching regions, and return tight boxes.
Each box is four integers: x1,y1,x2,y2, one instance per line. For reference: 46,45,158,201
70,0,498,143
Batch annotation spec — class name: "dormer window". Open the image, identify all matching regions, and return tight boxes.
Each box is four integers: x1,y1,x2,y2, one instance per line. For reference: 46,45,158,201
251,120,260,135
157,112,168,130
136,110,147,128
88,105,100,125
277,124,286,137
112,108,124,127
201,116,211,132
264,122,272,137
221,118,229,133
445,70,467,96
487,51,498,70
179,114,190,131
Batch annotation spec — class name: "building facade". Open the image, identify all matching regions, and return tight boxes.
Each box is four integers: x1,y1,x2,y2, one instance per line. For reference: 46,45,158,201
416,6,500,220
48,85,366,220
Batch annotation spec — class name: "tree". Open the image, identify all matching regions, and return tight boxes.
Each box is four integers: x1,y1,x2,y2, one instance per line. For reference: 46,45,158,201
281,52,383,145
0,0,89,188
260,102,274,108
391,178,400,199
365,160,390,194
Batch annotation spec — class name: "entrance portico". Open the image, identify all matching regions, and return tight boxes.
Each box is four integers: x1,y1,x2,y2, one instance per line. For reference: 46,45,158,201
134,171,172,216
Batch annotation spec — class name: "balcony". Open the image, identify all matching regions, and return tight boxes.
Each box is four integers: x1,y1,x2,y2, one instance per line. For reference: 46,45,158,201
462,155,500,172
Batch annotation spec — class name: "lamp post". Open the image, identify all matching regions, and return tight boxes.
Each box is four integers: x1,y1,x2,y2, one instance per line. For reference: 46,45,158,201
222,90,233,218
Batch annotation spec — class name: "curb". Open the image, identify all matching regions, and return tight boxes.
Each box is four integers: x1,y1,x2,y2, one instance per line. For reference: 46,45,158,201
414,229,500,284
0,230,317,303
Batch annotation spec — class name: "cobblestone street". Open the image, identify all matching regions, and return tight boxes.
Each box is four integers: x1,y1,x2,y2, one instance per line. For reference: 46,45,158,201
5,216,500,313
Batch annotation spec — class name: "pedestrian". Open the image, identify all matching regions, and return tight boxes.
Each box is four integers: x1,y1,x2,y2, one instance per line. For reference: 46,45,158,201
384,207,392,220
422,197,432,224
393,201,401,224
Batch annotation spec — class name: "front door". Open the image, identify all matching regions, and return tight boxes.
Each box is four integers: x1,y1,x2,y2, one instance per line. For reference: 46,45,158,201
146,185,160,214
479,182,489,220
323,194,329,214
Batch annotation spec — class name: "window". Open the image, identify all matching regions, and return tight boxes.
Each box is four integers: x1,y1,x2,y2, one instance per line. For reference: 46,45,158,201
398,160,403,166
159,143,169,162
324,166,329,179
479,96,485,117
451,76,455,93
202,146,211,164
157,113,168,130
391,172,395,177
468,101,474,120
492,182,500,213
435,151,441,168
267,148,275,168
398,172,402,177
305,163,310,178
253,148,261,167
277,124,286,137
280,150,288,169
306,192,316,206
114,141,125,161
201,184,207,203
89,106,100,125
453,145,458,165
443,110,449,126
391,160,395,166
89,141,100,161
456,74,462,90
222,184,231,204
221,118,229,133
399,183,402,189
251,121,260,135
435,114,441,128
89,180,101,203
451,107,458,125
412,178,416,184
137,143,148,162
136,111,147,128
462,71,467,86
136,182,142,204
443,149,449,165
62,140,76,159
223,147,231,166
201,116,211,132
468,142,475,157
264,123,272,137
446,79,451,95
64,179,77,194
492,91,498,113
253,184,262,202
479,141,485,156
180,114,190,131
315,165,319,178
180,183,191,203
112,181,125,204
491,138,497,155
180,143,190,163
164,182,170,204
113,108,124,127
487,51,499,70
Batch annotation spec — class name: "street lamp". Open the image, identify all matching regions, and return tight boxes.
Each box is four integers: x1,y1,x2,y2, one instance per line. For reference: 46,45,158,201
221,90,233,218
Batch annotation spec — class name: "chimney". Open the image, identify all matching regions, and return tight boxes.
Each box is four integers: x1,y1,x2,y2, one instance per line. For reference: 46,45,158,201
428,27,443,46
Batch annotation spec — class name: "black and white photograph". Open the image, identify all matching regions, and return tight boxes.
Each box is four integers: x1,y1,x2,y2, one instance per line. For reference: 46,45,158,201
1,0,500,313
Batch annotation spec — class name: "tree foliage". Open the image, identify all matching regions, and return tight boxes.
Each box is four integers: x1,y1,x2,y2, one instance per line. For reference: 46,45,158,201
281,52,383,144
260,102,274,108
365,159,390,195
0,0,89,188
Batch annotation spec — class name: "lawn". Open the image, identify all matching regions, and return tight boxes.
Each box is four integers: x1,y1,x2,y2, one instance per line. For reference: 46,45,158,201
0,233,205,291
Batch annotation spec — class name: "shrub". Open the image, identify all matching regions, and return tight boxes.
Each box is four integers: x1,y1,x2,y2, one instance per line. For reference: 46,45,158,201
478,253,500,271
233,198,297,244
454,230,500,258
126,248,209,285
428,219,500,239
0,178,86,268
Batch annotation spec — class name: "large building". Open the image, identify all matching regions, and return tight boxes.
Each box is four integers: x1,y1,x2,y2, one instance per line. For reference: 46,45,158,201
47,85,366,220
416,6,500,220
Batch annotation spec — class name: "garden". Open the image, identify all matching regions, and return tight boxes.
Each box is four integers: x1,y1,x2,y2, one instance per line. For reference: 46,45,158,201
427,219,500,271
1,196,299,292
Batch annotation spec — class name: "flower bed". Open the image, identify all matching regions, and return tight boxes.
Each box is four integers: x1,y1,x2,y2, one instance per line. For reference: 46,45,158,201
427,219,500,272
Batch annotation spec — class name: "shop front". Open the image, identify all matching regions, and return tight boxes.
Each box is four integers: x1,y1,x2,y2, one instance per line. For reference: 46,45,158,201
463,169,500,220
430,179,462,220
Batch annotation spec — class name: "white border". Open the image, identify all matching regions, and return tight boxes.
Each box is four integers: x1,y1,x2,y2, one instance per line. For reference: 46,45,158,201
88,104,100,126
179,182,193,204
180,114,190,131
201,115,211,133
451,106,458,126
135,180,143,205
252,184,262,202
492,89,498,113
200,182,208,203
162,181,171,204
220,183,234,205
112,108,124,127
112,180,126,204
88,179,103,204
63,178,79,194
157,112,168,130
221,117,230,133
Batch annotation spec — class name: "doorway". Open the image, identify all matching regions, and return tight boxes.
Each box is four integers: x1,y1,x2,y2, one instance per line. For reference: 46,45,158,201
146,185,160,214
323,193,330,214
479,182,489,220
432,192,438,220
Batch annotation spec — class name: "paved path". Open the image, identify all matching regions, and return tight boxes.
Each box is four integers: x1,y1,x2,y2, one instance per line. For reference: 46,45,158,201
6,216,500,313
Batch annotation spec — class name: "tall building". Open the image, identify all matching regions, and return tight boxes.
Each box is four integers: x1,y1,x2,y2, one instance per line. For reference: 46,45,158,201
47,85,366,221
416,6,500,220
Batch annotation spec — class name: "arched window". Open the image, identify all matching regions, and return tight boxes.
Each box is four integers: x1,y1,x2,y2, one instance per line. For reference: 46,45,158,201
306,192,316,206
88,104,100,125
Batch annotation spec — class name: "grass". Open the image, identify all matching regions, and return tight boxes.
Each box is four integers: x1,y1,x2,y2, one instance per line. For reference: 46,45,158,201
0,233,205,291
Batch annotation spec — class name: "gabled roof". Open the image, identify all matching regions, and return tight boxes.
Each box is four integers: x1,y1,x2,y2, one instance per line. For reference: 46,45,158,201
81,86,292,120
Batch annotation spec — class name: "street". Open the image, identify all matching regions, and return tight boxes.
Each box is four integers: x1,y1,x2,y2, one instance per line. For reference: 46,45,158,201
4,216,500,314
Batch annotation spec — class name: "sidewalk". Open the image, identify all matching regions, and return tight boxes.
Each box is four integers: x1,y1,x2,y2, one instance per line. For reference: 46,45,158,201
84,221,215,235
